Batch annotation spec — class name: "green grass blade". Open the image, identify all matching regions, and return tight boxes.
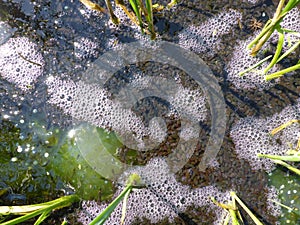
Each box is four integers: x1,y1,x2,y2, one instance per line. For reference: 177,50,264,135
61,218,68,225
247,20,273,50
120,186,131,224
145,0,155,39
239,55,272,76
229,209,240,225
263,26,284,74
258,153,300,162
270,199,297,211
276,40,300,63
128,0,144,33
89,185,132,225
272,159,300,175
34,210,51,225
230,192,264,225
89,173,142,225
265,63,300,80
0,195,79,225
281,0,300,15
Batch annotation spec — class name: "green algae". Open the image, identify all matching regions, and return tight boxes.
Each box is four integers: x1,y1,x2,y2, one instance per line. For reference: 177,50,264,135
269,168,300,224
0,116,126,203
48,123,124,200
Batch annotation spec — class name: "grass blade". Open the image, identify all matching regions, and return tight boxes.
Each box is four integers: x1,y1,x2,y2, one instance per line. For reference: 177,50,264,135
239,55,272,76
230,192,264,225
276,40,300,63
270,119,300,135
272,159,300,175
265,62,300,80
145,0,155,39
257,153,300,162
263,26,284,74
89,185,132,225
128,0,144,33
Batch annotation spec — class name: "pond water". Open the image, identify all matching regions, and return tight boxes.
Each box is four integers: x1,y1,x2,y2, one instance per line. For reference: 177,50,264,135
0,0,299,224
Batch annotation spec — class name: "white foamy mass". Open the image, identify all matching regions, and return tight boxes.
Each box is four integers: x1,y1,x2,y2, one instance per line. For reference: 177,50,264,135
225,33,281,90
230,100,300,172
46,77,148,147
77,157,230,225
74,37,99,59
0,37,44,91
178,9,242,56
46,74,207,149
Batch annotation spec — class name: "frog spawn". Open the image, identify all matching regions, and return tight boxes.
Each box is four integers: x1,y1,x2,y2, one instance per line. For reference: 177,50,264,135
178,9,242,56
230,99,300,172
78,157,231,225
46,74,207,150
0,37,44,91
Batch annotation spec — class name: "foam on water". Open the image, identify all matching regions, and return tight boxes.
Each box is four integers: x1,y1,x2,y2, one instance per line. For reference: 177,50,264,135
231,100,300,171
0,37,44,91
78,157,230,225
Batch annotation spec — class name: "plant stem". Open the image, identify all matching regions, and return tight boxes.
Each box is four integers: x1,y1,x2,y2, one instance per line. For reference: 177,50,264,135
89,173,142,225
263,26,284,74
239,55,272,76
270,119,300,135
89,185,132,225
230,192,264,225
265,63,300,80
0,195,79,225
258,153,300,162
272,159,300,175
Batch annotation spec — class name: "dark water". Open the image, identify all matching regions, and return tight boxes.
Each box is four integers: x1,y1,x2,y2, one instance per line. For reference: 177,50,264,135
0,0,299,224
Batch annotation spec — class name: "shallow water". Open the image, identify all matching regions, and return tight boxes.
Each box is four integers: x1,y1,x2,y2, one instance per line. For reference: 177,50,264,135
0,0,299,224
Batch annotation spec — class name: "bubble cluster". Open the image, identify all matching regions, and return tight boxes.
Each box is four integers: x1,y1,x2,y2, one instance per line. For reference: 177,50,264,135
168,86,207,123
225,33,281,90
77,157,230,225
243,0,260,3
46,74,207,149
178,9,242,56
46,77,148,147
74,37,99,59
266,186,281,218
230,100,300,171
0,37,44,91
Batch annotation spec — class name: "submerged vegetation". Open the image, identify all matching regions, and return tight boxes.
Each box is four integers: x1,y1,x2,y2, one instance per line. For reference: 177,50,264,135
0,195,79,225
258,120,300,175
241,0,300,80
0,0,300,224
79,0,177,39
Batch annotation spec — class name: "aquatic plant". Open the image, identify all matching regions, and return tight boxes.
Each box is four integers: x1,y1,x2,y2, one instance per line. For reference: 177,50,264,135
0,195,79,225
227,6,299,90
230,99,300,172
89,173,142,225
226,33,280,90
78,157,230,224
212,191,264,225
258,120,300,175
79,0,176,39
242,0,300,80
268,168,300,224
48,123,123,200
